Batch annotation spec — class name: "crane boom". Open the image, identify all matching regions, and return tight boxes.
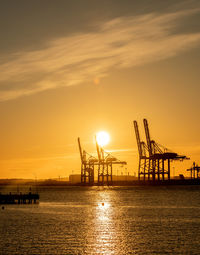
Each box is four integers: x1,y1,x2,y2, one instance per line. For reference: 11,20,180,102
143,119,153,156
78,137,83,163
95,136,102,162
133,121,143,157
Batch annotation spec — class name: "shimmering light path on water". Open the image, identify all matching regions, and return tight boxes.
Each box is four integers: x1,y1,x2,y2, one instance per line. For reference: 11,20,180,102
0,186,200,254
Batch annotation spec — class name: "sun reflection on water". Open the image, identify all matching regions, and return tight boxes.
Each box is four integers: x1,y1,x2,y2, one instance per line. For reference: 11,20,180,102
92,190,117,254
98,202,110,210
97,202,110,222
83,188,127,254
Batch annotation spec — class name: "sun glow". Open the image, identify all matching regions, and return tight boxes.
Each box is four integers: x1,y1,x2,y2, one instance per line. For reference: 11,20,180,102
96,131,110,147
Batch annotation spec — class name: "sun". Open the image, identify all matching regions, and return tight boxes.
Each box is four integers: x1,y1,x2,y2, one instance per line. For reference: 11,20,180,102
96,131,110,147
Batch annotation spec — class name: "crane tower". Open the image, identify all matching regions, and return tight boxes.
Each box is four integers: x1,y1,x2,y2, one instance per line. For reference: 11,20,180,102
134,119,187,181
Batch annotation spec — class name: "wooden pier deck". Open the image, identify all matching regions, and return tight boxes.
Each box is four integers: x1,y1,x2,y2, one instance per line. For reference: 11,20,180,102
0,192,39,204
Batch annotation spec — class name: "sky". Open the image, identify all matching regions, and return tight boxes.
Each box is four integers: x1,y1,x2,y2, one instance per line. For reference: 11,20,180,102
0,0,200,179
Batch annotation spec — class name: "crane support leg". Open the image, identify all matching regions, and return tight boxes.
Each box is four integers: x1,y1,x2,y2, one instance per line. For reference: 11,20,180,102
168,159,170,180
162,159,165,181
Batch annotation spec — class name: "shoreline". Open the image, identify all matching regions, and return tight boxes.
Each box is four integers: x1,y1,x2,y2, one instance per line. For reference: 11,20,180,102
0,179,200,187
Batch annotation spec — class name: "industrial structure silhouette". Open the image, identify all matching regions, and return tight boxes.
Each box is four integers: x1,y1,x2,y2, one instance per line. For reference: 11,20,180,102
78,137,126,185
78,119,190,185
134,119,187,181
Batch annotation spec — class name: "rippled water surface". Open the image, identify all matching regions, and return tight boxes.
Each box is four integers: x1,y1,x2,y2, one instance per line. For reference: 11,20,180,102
1,185,200,254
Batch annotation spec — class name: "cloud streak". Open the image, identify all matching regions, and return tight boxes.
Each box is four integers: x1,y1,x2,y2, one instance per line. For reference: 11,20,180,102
0,8,200,101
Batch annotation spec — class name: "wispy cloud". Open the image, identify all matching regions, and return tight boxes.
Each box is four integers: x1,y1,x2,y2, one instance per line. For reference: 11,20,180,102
0,8,200,101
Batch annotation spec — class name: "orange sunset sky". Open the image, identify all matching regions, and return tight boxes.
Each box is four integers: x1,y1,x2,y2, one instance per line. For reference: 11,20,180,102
0,0,200,179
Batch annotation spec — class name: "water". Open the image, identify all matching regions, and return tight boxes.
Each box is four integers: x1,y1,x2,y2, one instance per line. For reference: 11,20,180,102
0,185,200,254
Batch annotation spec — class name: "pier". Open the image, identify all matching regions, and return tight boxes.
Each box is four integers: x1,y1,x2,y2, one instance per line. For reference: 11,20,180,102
0,192,39,204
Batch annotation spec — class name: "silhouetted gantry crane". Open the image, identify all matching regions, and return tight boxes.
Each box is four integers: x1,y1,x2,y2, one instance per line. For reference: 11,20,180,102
78,137,127,185
96,137,127,184
78,137,98,185
134,119,187,181
187,162,200,179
